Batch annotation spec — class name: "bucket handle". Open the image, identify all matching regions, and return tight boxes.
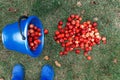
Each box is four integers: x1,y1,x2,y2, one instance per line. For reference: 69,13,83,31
18,15,28,40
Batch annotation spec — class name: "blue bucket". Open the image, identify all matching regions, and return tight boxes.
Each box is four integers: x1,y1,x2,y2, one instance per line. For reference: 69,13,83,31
2,16,44,57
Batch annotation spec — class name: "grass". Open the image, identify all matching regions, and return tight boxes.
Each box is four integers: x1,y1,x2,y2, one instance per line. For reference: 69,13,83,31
0,0,120,80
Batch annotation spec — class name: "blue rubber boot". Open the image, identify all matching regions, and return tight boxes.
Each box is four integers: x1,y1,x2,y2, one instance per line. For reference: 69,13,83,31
40,64,54,80
11,64,25,80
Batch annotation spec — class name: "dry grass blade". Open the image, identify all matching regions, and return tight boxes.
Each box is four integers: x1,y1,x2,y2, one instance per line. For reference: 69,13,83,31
55,60,61,67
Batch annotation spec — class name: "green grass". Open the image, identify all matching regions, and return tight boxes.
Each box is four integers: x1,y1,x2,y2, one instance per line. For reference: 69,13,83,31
0,0,120,80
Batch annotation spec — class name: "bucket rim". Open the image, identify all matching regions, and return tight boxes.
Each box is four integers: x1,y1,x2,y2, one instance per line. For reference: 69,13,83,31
24,16,44,57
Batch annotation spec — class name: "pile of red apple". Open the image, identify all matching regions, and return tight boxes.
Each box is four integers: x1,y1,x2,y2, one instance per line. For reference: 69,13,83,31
54,14,107,60
28,24,48,51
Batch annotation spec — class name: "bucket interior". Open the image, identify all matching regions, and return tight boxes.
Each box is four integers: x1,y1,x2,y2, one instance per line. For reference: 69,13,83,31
25,16,44,57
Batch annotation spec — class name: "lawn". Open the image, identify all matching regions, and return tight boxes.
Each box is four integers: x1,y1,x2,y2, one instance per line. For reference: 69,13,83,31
0,0,120,80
